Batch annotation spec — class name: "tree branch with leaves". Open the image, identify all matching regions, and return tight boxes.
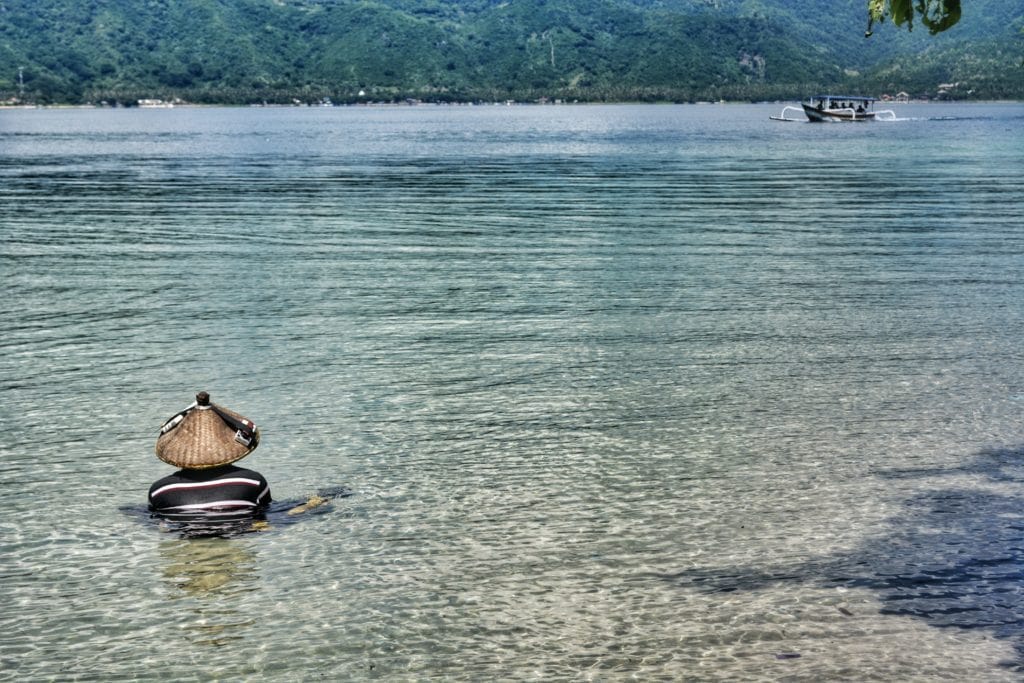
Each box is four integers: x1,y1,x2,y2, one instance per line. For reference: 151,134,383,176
866,0,961,36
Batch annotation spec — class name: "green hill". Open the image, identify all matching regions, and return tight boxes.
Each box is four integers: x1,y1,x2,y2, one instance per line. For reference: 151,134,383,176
0,0,1020,104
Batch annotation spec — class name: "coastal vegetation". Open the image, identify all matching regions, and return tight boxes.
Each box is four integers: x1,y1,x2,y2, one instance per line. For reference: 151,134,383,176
0,0,1021,105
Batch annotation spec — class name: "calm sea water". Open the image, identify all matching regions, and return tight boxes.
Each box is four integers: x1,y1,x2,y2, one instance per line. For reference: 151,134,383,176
2,102,1024,680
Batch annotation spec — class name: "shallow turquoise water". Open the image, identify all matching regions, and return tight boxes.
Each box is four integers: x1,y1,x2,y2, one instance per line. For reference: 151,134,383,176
2,103,1024,680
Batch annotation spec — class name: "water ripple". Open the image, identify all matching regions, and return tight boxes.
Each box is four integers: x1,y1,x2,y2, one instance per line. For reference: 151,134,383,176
1,103,1023,681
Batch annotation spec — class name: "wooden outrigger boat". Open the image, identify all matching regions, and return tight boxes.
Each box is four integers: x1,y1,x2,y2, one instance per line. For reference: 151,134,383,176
771,95,896,122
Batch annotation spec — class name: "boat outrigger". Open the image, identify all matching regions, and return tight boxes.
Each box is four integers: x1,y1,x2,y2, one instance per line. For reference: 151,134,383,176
771,95,897,122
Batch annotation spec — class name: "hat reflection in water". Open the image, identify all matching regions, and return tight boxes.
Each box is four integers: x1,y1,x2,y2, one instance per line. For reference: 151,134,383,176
149,392,272,515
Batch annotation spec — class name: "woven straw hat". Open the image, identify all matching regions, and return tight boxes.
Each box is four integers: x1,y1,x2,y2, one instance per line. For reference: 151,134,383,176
155,392,261,469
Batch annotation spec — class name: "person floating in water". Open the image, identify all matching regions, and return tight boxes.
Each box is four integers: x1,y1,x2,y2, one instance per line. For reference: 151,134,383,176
149,391,271,515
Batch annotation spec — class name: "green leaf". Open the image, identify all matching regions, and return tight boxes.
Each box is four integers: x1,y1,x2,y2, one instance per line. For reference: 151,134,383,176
921,0,962,34
865,0,887,36
868,0,888,22
890,0,914,28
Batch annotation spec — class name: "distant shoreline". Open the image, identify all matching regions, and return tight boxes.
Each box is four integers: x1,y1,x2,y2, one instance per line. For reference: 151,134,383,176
3,99,1021,110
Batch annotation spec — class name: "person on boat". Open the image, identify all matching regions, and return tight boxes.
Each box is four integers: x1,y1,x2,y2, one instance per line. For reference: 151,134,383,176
149,391,271,514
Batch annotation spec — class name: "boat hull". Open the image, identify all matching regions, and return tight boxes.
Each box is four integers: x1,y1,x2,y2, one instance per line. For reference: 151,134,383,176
802,103,876,122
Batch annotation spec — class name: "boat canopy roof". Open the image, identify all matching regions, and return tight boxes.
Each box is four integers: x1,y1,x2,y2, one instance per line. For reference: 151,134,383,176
810,95,877,102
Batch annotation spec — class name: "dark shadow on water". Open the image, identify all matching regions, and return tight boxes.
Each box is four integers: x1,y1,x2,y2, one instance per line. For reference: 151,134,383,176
120,484,354,539
650,445,1024,670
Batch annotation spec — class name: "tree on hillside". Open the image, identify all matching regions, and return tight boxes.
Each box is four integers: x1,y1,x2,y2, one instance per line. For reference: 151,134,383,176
866,0,961,36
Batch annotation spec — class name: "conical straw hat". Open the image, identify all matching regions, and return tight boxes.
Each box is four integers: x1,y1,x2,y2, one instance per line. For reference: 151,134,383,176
155,392,260,469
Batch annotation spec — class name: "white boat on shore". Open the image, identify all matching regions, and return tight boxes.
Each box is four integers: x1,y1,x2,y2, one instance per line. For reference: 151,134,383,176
771,95,896,122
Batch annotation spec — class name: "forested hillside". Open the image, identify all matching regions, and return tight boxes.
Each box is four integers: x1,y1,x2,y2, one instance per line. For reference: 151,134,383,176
0,0,1020,104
